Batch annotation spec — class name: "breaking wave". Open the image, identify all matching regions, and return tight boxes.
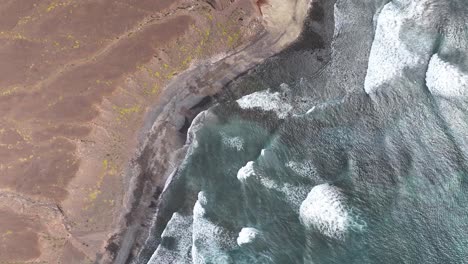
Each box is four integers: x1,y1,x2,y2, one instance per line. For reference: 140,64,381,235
143,0,468,263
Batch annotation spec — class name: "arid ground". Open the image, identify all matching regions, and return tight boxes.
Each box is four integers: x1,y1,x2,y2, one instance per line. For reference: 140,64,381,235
0,0,263,262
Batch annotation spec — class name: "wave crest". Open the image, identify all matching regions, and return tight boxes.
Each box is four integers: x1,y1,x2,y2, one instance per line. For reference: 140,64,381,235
299,184,350,239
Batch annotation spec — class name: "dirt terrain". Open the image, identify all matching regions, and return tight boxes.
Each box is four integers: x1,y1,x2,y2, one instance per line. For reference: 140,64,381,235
0,0,263,263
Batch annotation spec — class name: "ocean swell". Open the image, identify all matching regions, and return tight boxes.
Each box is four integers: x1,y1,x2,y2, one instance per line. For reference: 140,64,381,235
143,0,468,263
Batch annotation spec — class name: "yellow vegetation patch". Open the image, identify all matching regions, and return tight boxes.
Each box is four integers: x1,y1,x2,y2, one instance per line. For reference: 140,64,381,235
101,159,118,177
119,105,140,115
166,71,178,80
1,230,13,241
46,2,59,12
206,12,213,21
114,104,141,123
83,159,118,209
72,40,80,49
0,31,27,40
14,128,32,142
103,199,115,206
96,79,113,86
19,155,34,163
46,1,73,12
17,16,34,26
47,95,63,107
227,32,240,47
0,86,19,96
88,189,101,201
149,83,159,95
182,56,193,67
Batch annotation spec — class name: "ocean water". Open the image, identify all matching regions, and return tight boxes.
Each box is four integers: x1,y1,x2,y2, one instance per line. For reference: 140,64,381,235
146,0,468,263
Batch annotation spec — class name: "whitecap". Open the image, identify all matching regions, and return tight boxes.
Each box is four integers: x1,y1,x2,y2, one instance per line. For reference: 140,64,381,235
192,194,234,264
299,184,349,239
193,199,206,218
149,213,193,264
197,191,208,207
426,54,468,98
237,227,261,246
237,161,256,181
237,90,292,118
364,1,435,94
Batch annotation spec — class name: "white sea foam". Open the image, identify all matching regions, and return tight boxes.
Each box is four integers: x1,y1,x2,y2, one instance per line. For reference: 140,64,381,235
198,191,208,207
306,106,316,114
364,2,417,93
278,185,309,213
186,110,208,144
237,161,256,181
299,184,349,239
220,132,244,151
237,227,261,246
259,177,277,189
280,83,291,91
193,199,206,218
236,158,316,215
149,213,193,264
426,54,468,98
237,90,292,118
364,1,434,94
286,160,317,179
237,161,276,188
192,195,234,264
238,160,309,211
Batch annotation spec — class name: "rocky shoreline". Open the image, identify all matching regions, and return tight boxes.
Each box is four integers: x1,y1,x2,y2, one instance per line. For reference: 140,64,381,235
105,1,314,263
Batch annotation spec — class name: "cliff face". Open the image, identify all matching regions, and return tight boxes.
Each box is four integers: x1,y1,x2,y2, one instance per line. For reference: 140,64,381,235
109,1,309,263
121,1,317,263
0,0,263,263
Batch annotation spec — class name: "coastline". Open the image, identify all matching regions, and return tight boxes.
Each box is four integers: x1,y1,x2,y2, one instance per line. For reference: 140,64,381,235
106,1,315,263
0,1,265,262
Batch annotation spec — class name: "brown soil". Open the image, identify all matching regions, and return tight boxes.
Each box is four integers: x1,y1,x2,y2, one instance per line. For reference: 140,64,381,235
0,0,261,263
0,209,42,262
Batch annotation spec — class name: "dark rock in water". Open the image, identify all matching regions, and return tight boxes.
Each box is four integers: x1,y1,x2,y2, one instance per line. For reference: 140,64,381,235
178,117,191,135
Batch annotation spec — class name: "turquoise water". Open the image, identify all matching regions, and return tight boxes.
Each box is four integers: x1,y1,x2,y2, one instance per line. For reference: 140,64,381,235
176,89,468,263
145,0,468,263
